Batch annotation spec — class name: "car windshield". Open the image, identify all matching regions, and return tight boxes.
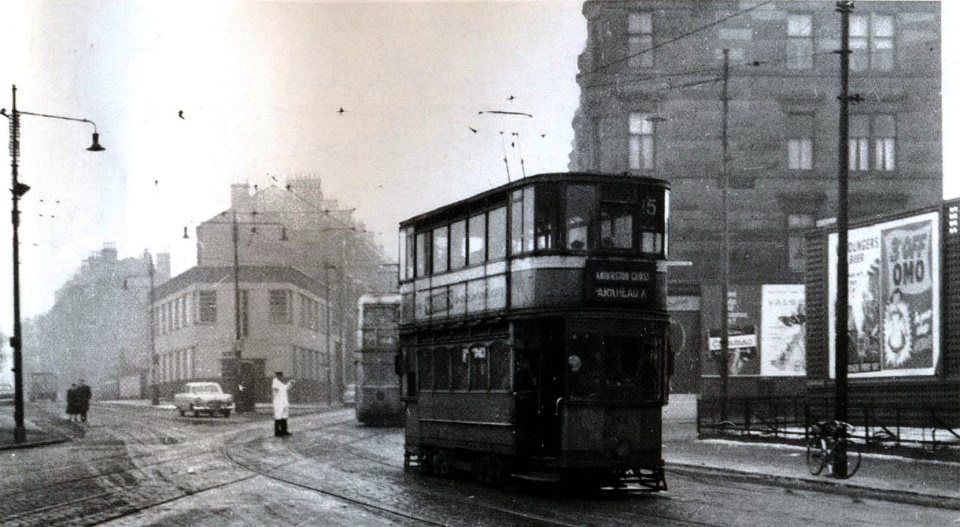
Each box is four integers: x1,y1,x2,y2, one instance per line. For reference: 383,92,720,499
191,384,221,394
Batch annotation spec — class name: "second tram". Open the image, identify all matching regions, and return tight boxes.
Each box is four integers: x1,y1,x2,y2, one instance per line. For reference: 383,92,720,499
398,172,671,490
355,293,404,425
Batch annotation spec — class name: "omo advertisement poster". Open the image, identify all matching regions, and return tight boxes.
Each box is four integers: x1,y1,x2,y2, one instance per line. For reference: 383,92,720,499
760,284,806,376
827,212,940,378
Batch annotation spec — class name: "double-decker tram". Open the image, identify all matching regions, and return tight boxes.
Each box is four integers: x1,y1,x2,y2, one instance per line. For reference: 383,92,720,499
355,293,404,425
398,172,671,490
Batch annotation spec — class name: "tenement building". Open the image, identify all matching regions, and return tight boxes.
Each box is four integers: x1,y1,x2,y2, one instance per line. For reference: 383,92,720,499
569,1,942,399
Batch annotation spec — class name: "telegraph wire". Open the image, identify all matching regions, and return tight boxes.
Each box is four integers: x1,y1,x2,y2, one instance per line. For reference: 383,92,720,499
579,0,775,78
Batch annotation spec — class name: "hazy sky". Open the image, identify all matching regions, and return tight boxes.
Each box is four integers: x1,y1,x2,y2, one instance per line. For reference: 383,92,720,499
0,0,956,341
0,0,587,326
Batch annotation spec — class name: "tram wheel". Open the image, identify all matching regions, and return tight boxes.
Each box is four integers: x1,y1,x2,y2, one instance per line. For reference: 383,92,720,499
478,455,506,487
434,450,453,478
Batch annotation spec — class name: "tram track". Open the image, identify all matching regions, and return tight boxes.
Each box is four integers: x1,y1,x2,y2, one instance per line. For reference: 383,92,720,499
4,407,731,527
215,419,728,527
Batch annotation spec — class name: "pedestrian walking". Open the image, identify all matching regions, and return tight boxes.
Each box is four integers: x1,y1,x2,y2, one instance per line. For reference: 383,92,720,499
76,379,92,423
272,371,293,437
66,383,79,422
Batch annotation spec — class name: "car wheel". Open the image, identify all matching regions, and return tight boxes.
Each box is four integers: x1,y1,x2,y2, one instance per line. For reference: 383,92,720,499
192,405,200,418
179,408,186,417
222,410,231,418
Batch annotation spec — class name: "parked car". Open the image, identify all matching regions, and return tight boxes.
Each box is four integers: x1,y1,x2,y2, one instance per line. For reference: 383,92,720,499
174,382,235,417
0,383,14,405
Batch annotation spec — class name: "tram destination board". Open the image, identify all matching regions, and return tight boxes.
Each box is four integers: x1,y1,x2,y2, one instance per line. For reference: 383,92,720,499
584,260,665,309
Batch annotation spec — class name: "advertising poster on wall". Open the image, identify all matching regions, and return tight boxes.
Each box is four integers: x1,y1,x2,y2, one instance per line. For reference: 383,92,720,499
760,284,806,376
827,212,940,378
701,285,761,377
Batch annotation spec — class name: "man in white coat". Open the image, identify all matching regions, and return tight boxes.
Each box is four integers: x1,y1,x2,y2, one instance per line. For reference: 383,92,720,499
272,371,294,437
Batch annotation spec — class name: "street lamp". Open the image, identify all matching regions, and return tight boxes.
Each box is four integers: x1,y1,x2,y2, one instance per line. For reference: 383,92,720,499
1,85,105,443
323,263,337,406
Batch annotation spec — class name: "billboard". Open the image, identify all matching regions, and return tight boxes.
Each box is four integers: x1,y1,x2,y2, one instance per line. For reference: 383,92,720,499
827,212,940,378
701,285,761,377
760,284,806,376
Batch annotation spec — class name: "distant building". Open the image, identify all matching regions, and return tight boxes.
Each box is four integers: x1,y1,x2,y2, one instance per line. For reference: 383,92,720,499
25,245,171,399
152,266,336,403
569,1,942,399
172,178,393,403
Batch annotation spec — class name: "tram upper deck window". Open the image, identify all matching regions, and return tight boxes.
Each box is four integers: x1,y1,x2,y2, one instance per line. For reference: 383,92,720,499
433,226,449,274
468,213,486,265
600,206,634,249
450,220,466,270
566,185,596,251
415,232,429,277
488,206,508,260
400,227,414,280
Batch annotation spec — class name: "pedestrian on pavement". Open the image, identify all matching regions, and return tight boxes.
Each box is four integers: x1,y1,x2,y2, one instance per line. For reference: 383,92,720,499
76,379,92,423
66,383,79,422
272,371,293,437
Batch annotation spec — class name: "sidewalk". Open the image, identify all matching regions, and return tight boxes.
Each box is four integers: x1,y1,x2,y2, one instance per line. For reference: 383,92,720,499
0,407,72,450
663,417,960,510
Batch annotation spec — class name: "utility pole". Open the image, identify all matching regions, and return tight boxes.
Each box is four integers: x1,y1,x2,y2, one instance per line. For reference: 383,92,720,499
9,86,25,443
719,48,731,423
148,251,159,406
232,209,242,352
834,0,861,479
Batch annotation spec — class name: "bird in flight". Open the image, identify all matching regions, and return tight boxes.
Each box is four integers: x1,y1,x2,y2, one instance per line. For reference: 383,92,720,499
178,110,184,119
507,95,515,102
338,108,345,115
469,127,478,133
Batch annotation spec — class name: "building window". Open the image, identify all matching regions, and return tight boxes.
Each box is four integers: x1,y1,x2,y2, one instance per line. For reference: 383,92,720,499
850,114,896,171
628,12,653,69
628,113,655,171
787,13,813,69
198,290,217,324
787,113,814,170
850,14,894,72
269,289,292,324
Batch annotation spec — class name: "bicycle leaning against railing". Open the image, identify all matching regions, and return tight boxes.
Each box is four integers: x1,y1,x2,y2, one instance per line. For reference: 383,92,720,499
806,420,862,479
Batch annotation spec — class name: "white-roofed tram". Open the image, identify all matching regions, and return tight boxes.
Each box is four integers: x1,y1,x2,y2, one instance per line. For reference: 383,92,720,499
398,172,671,490
355,293,403,425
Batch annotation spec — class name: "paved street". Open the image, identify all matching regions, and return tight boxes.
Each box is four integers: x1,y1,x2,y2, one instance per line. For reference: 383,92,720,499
1,401,959,526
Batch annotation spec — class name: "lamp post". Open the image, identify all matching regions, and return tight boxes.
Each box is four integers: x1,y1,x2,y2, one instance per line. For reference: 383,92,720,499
323,263,337,406
834,0,860,479
719,49,731,423
1,85,104,443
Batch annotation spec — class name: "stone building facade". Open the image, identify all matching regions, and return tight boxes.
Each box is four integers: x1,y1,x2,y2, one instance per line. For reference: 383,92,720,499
569,1,942,398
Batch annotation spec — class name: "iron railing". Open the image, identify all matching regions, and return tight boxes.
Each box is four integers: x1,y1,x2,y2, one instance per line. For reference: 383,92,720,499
698,396,960,455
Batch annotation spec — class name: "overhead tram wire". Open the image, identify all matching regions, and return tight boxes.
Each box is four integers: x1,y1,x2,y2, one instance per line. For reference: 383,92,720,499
582,48,843,93
578,0,776,79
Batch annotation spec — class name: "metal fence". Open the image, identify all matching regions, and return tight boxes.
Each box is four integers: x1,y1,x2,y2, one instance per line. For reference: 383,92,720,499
698,396,960,455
